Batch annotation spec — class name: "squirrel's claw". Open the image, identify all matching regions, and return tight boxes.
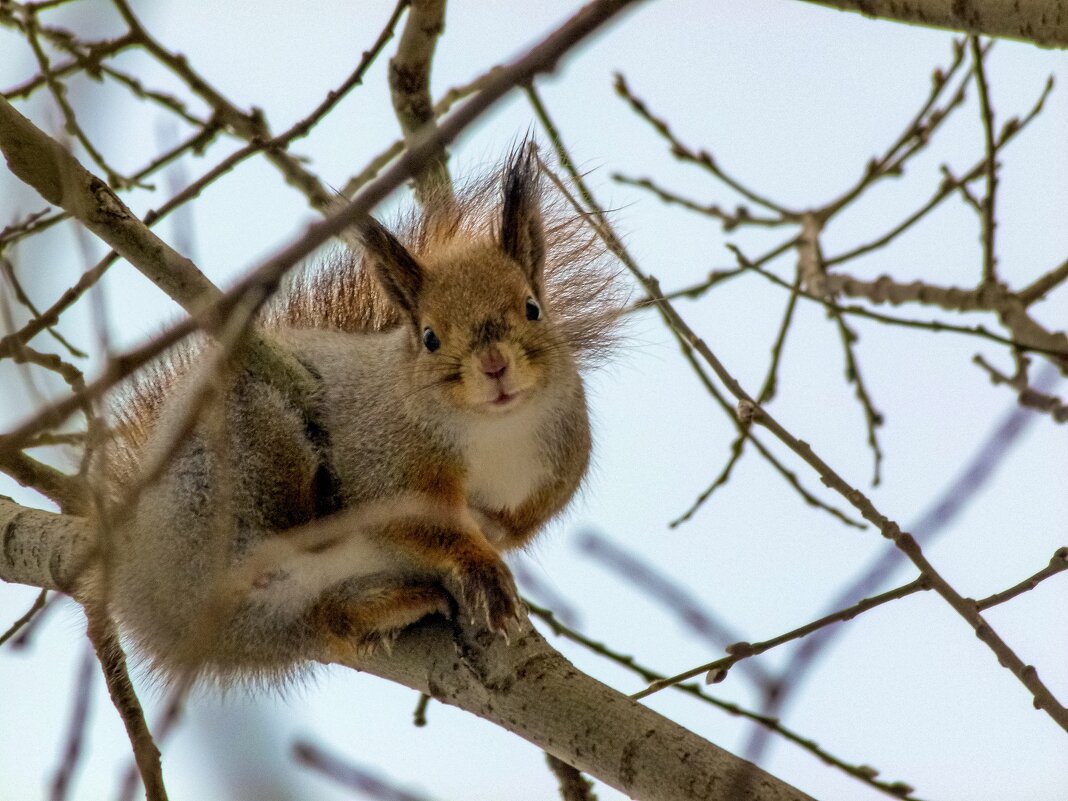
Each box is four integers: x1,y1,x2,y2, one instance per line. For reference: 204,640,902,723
456,559,522,636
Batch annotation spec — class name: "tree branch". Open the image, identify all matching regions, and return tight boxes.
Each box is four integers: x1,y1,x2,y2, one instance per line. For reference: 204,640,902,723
1,499,815,801
797,0,1068,48
390,0,453,202
345,618,816,801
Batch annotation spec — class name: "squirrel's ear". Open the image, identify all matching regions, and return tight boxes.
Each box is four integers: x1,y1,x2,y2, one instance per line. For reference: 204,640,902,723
499,144,545,293
361,217,424,317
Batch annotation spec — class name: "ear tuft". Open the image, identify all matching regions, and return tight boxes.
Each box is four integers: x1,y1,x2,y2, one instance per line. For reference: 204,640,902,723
499,142,545,292
360,217,424,318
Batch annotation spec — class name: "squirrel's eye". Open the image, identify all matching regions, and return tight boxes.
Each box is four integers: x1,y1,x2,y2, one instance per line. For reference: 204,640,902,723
525,297,542,321
422,327,441,352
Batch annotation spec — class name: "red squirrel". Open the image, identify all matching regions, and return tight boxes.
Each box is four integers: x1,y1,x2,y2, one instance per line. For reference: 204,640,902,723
100,145,623,683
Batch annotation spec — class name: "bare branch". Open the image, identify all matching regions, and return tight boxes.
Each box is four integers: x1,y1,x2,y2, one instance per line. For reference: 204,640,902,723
390,0,453,202
0,450,84,513
975,355,1068,422
645,276,1068,731
0,94,221,312
973,547,1068,608
344,617,816,801
0,587,47,647
1019,256,1068,306
969,37,999,289
0,494,95,592
531,87,866,531
614,73,796,219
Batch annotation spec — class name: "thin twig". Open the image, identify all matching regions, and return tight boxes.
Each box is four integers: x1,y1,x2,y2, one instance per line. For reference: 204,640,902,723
0,588,48,647
825,74,1053,267
974,355,1068,422
574,531,775,690
969,37,999,290
613,73,795,219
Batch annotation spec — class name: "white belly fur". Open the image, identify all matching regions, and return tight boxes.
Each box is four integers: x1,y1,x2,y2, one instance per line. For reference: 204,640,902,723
464,401,547,513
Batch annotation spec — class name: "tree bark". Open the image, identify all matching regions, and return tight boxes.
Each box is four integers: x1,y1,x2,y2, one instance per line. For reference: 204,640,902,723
799,0,1068,48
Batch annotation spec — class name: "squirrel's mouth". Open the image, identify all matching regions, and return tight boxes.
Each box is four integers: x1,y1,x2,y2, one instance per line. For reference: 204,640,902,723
491,390,519,407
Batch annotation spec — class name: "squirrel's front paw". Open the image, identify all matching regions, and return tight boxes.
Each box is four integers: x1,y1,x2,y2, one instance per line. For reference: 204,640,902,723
456,558,521,636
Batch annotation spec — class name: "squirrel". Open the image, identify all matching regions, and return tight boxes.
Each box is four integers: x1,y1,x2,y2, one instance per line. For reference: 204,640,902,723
96,145,623,685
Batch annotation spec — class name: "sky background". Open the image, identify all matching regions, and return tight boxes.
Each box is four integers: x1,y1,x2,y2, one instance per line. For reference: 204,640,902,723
1,1,1067,800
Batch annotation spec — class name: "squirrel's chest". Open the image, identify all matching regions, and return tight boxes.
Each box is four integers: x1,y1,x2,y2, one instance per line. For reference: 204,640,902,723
462,411,548,512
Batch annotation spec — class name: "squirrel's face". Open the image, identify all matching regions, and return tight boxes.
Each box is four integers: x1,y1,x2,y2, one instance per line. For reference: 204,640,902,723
362,145,575,416
406,241,570,415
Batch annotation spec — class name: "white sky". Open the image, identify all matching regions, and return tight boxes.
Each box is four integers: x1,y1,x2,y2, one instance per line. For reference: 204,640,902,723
2,1,1067,800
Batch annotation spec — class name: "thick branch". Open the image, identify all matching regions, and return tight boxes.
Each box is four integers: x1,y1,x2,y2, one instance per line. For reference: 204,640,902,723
799,0,1068,48
0,495,94,593
2,497,814,801
346,619,816,801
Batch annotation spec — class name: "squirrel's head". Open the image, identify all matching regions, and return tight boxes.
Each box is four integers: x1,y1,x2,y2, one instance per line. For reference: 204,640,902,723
361,147,577,415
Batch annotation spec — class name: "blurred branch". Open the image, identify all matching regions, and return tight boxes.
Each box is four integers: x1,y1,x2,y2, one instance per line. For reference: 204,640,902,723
19,9,138,189
49,642,95,801
743,369,1056,761
1,255,85,358
0,94,222,312
0,449,84,513
294,740,439,801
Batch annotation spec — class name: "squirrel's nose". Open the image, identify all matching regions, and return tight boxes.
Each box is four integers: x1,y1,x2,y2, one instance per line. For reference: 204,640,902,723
480,346,508,380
